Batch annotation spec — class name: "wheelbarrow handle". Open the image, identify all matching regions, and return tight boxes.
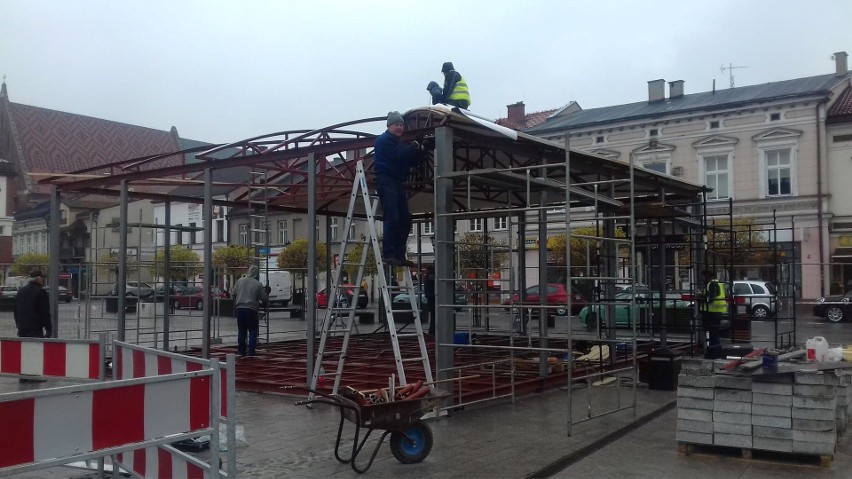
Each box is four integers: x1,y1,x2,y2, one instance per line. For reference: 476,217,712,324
282,385,343,404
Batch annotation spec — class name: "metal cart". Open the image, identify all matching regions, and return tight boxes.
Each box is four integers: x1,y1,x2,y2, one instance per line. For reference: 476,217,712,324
290,386,449,474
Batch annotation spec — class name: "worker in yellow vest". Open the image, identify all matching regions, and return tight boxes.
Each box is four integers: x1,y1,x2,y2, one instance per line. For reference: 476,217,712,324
700,270,729,359
426,62,471,110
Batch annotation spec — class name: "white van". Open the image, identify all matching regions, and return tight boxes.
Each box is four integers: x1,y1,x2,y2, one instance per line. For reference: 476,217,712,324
259,270,293,306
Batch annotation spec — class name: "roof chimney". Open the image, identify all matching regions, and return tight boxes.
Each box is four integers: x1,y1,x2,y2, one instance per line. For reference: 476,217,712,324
668,80,684,99
835,51,849,77
648,79,665,103
507,101,526,124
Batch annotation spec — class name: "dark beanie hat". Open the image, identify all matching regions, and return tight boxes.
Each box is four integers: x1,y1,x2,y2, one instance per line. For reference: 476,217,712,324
29,270,43,278
441,62,455,73
386,111,404,127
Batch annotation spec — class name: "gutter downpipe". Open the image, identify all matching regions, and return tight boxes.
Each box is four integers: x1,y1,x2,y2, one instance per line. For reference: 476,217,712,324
816,96,828,298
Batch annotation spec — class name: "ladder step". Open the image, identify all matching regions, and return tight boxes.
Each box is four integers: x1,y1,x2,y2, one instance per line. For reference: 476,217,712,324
400,357,427,363
395,332,421,338
319,349,345,355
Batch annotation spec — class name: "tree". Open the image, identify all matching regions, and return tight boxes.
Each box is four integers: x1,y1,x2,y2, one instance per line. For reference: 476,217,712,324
211,245,252,290
547,226,628,274
146,248,202,281
11,252,50,277
277,239,328,284
343,239,378,281
457,232,509,280
97,251,139,280
705,218,776,271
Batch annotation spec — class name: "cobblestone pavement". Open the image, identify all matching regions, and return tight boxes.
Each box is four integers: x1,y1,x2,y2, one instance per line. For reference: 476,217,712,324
4,375,852,478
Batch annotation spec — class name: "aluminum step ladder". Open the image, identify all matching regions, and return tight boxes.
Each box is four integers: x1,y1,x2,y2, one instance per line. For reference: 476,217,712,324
309,160,433,398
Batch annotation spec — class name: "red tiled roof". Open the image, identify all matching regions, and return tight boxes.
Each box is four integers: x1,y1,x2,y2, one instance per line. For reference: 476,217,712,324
828,86,852,121
496,108,559,131
8,102,182,193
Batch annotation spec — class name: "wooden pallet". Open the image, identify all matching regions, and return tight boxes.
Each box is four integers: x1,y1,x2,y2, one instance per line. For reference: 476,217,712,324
677,441,833,468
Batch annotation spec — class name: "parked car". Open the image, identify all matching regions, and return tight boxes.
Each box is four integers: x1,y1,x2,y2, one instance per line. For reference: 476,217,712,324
47,285,72,303
813,289,852,323
316,284,368,309
154,283,188,301
1,286,18,299
109,281,154,299
579,291,693,328
730,280,780,319
172,286,229,310
392,286,468,311
504,283,586,316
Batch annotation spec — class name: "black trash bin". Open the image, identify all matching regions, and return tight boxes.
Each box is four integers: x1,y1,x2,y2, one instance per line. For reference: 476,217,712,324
105,296,137,313
648,347,682,391
291,290,305,319
218,298,234,317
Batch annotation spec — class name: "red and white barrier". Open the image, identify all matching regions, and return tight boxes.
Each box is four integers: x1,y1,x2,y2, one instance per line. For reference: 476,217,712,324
112,342,236,478
0,337,104,380
113,342,231,419
116,445,210,479
0,370,213,472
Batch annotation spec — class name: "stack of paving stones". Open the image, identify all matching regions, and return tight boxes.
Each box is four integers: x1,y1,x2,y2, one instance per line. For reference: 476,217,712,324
677,358,852,461
836,370,852,437
675,358,716,445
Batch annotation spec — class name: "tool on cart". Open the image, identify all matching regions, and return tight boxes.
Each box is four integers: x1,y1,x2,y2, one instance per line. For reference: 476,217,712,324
286,385,450,474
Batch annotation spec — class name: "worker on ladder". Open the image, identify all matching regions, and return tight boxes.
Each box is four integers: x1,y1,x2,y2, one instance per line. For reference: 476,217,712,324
373,111,425,267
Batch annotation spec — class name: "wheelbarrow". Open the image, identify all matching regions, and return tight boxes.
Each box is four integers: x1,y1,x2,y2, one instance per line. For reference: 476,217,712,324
288,385,450,474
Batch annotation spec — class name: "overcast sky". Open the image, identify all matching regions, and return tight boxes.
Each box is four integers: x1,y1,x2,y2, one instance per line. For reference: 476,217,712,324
1,0,849,143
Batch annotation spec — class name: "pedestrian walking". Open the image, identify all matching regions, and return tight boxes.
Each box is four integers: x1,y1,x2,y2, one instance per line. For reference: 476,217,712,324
14,270,52,338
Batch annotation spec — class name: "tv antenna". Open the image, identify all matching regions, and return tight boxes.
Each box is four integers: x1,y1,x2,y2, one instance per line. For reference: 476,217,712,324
720,63,747,88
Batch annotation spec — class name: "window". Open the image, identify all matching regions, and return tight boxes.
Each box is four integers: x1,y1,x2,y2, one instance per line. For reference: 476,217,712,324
649,129,659,137
189,222,197,244
176,224,183,245
710,121,720,129
732,283,752,295
0,226,4,235
754,128,800,198
422,222,434,235
770,113,781,121
833,134,852,143
703,154,730,200
635,152,670,174
215,219,225,243
495,217,508,231
239,224,248,245
595,136,604,144
348,222,355,240
766,149,792,196
470,218,483,232
315,219,320,239
278,220,288,245
330,217,339,241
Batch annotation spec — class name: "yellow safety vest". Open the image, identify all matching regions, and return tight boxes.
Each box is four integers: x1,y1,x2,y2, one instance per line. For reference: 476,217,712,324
448,75,471,106
706,280,728,313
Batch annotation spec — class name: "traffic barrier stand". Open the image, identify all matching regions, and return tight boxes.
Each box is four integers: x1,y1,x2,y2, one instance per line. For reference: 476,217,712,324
0,335,106,381
0,368,217,475
113,341,237,478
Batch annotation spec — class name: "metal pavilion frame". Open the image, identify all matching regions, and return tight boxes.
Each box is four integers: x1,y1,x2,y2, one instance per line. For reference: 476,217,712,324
37,105,707,401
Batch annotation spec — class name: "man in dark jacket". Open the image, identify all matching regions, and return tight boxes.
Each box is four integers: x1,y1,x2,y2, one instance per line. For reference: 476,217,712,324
373,111,422,267
14,270,52,338
427,61,471,109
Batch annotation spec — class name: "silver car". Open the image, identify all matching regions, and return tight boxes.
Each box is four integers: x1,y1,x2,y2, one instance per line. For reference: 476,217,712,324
731,280,780,319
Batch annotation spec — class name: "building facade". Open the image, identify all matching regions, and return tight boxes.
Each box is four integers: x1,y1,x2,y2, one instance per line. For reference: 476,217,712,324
523,52,851,299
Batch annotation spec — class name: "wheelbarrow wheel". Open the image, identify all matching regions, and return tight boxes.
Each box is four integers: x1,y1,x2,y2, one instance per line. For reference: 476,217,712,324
389,420,433,464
